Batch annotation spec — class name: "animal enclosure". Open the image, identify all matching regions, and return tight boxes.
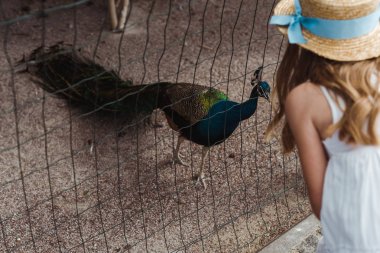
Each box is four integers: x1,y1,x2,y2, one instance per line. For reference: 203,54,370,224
0,0,310,252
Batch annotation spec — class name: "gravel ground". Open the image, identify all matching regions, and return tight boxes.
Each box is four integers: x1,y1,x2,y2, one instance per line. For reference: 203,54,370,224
0,0,310,252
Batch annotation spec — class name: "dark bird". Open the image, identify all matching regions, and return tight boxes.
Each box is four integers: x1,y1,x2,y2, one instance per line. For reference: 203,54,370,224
18,43,271,188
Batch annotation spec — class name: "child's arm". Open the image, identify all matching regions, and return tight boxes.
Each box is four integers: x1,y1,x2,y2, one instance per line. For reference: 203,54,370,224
285,83,328,219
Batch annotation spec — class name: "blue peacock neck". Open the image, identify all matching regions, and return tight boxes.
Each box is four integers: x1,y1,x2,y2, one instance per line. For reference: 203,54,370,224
228,89,259,122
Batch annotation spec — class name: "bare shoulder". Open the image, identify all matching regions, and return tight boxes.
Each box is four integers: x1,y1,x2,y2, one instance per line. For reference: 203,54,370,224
285,82,321,115
285,81,331,137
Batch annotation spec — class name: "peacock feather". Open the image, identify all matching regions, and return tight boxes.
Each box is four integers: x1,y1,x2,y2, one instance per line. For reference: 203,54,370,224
162,84,228,125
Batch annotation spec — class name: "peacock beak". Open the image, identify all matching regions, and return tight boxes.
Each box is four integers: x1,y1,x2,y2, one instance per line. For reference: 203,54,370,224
263,91,270,101
258,85,270,101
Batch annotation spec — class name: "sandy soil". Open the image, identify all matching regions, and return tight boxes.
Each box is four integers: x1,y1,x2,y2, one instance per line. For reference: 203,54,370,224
0,0,310,252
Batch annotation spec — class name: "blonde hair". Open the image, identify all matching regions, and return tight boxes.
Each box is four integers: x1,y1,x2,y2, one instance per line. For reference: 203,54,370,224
266,44,380,153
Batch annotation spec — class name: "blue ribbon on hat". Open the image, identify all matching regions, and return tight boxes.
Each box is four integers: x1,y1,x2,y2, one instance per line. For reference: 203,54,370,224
270,0,380,44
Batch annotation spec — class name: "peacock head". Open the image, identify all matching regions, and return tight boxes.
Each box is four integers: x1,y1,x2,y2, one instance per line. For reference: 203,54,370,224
251,81,271,101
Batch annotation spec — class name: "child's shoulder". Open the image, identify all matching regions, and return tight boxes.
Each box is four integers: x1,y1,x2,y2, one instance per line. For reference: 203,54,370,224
285,81,323,113
285,81,331,136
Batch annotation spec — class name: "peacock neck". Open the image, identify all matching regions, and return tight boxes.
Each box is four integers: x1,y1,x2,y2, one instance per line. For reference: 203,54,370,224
238,97,259,120
229,91,259,122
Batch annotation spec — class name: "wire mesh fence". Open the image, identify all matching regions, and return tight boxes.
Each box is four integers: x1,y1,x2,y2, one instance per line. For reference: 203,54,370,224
0,0,310,252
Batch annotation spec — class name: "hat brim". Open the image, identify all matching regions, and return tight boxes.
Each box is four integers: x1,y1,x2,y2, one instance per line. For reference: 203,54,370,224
274,0,380,62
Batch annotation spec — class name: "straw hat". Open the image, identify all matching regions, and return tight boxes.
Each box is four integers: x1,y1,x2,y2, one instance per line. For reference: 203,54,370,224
272,0,380,61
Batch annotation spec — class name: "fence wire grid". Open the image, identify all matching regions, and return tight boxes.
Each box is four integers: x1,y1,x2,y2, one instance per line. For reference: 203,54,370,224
0,0,310,252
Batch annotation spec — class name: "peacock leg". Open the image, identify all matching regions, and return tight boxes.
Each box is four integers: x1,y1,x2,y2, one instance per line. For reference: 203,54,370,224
173,136,189,166
195,147,210,189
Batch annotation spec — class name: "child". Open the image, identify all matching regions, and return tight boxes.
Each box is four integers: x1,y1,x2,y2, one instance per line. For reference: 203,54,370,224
267,0,380,252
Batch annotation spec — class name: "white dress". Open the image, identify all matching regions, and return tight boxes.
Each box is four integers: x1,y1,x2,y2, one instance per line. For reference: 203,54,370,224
317,86,380,253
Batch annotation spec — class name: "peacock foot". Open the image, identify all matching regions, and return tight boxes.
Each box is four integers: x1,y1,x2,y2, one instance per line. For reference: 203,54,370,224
173,153,189,166
193,174,209,189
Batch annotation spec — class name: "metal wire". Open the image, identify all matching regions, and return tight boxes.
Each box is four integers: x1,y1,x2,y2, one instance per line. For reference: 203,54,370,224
0,115,273,226
0,0,309,252
2,14,37,253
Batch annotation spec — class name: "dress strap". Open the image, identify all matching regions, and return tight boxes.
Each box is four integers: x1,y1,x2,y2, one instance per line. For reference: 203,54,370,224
320,86,342,124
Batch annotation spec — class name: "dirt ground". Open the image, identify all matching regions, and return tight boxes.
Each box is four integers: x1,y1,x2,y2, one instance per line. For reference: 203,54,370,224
0,0,310,252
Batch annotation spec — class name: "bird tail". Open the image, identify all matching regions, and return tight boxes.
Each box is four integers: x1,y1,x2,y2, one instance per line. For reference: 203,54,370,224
18,43,169,115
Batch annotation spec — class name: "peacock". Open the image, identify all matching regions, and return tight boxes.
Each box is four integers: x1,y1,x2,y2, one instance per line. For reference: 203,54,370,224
18,43,271,188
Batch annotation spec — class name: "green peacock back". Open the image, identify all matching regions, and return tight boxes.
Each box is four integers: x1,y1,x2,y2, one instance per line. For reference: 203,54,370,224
164,84,228,124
